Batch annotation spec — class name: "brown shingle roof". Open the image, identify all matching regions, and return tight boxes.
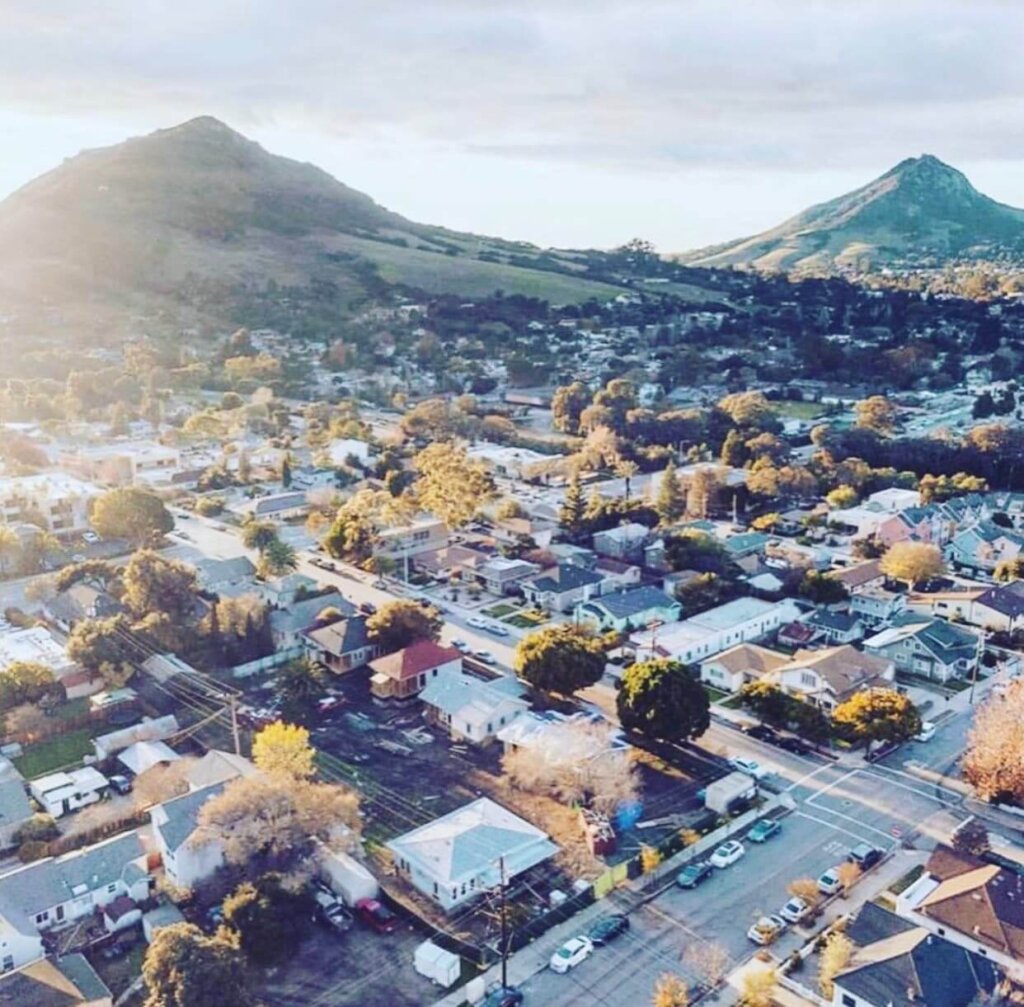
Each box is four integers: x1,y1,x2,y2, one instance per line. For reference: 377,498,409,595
706,643,789,676
368,639,461,682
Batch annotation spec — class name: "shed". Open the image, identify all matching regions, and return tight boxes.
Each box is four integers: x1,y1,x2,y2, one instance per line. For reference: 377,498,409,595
414,940,461,987
103,895,142,933
703,771,756,815
143,902,186,942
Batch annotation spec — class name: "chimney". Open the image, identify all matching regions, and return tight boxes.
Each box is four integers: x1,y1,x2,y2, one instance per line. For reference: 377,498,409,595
907,987,917,1002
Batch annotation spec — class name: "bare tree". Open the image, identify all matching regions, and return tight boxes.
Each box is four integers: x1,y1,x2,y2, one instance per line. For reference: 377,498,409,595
788,878,822,906
4,703,49,743
740,967,777,1007
835,862,862,892
963,683,1024,802
652,973,690,1007
683,941,731,989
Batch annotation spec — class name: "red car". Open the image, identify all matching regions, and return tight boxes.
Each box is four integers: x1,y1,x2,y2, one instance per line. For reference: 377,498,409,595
355,897,399,934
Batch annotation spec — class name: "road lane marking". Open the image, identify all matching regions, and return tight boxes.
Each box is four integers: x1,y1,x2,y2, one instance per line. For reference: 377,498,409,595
794,809,880,845
783,761,836,793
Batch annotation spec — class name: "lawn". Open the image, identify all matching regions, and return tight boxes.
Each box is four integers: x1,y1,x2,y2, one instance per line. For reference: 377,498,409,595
889,864,925,896
13,727,96,778
482,602,519,618
772,400,828,420
703,685,730,704
505,611,548,629
717,693,746,709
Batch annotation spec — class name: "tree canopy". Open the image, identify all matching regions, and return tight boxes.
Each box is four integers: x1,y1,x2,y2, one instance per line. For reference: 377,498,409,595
91,487,173,546
514,624,606,695
366,599,442,653
221,872,311,965
832,687,921,751
412,442,494,528
0,661,54,711
252,721,318,780
617,659,710,742
879,541,945,587
142,922,250,1007
963,680,1024,803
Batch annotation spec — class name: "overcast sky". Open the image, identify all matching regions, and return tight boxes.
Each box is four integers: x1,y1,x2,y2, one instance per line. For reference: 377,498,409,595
3,0,1024,250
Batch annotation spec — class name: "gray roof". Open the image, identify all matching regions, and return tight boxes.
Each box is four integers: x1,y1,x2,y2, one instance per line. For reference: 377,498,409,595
807,609,861,632
581,585,677,619
271,591,355,634
155,783,224,853
977,581,1024,619
0,953,111,1007
304,616,371,656
194,555,256,586
0,830,146,921
0,775,31,832
526,562,604,594
253,492,308,516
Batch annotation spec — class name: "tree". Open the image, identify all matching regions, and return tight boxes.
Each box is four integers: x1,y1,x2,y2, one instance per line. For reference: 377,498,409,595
718,391,777,430
91,487,173,546
552,382,590,435
951,817,991,857
0,526,19,577
276,659,328,723
412,442,494,528
258,538,297,579
750,512,782,533
880,541,945,588
502,719,639,815
366,600,442,653
656,459,685,523
617,659,710,742
514,624,606,695
281,454,292,489
995,557,1024,583
221,873,310,965
855,395,898,435
963,681,1024,802
252,721,318,780
198,774,360,873
122,550,198,622
826,485,858,509
242,519,279,553
559,471,587,537
0,661,54,711
652,974,690,1007
54,558,117,593
835,861,862,891
739,967,777,1007
738,681,792,727
67,616,135,687
686,467,720,518
819,932,854,998
798,571,849,606
788,878,822,906
4,703,50,742
832,688,921,753
142,922,250,1007
682,941,730,989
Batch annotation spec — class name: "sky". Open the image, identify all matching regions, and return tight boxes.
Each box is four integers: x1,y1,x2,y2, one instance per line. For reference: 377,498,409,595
3,0,1024,251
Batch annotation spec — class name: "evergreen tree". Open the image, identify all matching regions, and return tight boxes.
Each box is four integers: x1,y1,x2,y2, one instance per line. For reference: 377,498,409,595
656,459,685,522
281,454,292,488
559,472,586,538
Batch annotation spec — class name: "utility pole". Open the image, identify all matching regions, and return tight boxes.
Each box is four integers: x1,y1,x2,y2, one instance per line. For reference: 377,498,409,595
969,629,985,706
499,855,509,990
229,694,241,756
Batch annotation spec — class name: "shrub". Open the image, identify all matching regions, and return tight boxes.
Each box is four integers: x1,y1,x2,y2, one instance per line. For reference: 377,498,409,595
17,839,49,863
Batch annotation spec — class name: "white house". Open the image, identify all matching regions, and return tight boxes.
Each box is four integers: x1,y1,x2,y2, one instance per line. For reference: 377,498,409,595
420,669,529,744
151,784,227,891
0,831,150,971
328,438,373,467
633,597,803,665
0,473,101,537
0,626,75,680
29,768,109,819
0,762,32,851
465,443,563,481
699,643,790,693
62,441,182,488
93,716,180,762
387,798,558,912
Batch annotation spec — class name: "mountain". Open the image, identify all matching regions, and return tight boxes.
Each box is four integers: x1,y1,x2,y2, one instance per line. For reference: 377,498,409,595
677,155,1024,273
0,117,647,337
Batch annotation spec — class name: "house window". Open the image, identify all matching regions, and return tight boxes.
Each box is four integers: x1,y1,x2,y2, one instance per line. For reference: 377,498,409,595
800,672,816,687
432,882,439,895
937,928,945,936
108,883,118,893
841,996,855,1007
55,905,65,922
34,910,49,925
1,956,12,974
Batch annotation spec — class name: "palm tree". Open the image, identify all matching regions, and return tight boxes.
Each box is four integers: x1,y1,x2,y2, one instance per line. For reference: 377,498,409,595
258,538,297,579
616,460,640,501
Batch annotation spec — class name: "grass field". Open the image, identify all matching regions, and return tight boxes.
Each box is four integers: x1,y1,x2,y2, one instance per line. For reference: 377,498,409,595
14,727,96,778
772,400,828,420
703,685,730,704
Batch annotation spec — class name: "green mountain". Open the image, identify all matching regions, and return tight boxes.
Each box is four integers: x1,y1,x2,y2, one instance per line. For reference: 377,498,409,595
0,116,650,337
677,155,1024,273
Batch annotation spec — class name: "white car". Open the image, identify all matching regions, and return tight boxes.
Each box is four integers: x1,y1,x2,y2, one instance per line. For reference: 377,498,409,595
817,868,842,896
914,721,937,742
82,531,99,544
450,639,470,652
467,616,489,629
780,896,811,924
473,650,497,665
709,839,745,869
729,757,769,780
486,623,510,637
747,915,786,945
550,936,594,974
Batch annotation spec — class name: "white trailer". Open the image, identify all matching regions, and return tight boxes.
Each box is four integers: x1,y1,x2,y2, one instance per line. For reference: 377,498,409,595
318,846,379,906
703,771,757,815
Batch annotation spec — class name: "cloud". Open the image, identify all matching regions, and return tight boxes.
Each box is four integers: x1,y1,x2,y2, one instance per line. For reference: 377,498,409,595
2,0,1024,174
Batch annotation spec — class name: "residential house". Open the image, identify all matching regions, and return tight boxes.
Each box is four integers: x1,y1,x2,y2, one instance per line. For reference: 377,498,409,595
304,617,379,675
876,506,952,549
803,609,865,645
471,557,540,597
151,785,227,890
387,798,558,912
44,583,122,632
723,532,771,561
906,588,985,625
896,844,1024,980
61,442,182,489
258,573,319,608
866,488,922,512
575,586,681,634
192,555,257,596
328,438,373,467
0,762,32,850
776,646,895,712
270,591,355,649
465,443,564,481
521,562,606,614
634,597,804,664
865,618,979,682
829,560,885,594
948,521,1024,575
93,716,180,762
699,644,790,693
0,953,112,1005
0,627,75,680
973,582,1024,633
0,831,149,969
375,517,449,567
368,640,461,702
832,901,999,1007
850,586,908,628
592,523,650,562
29,768,109,819
420,669,529,744
117,741,180,777
0,473,100,537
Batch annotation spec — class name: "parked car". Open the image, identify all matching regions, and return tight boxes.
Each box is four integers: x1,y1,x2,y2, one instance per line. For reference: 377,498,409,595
486,622,510,637
473,650,497,665
777,736,812,755
358,601,377,616
355,897,399,934
744,724,778,744
450,638,470,652
82,531,100,544
676,860,714,889
587,914,630,946
780,896,811,924
317,696,344,715
483,985,524,1007
108,774,133,795
817,868,843,896
848,843,882,869
550,935,594,973
747,914,786,945
467,615,489,629
729,756,769,780
314,887,354,933
709,840,745,869
747,818,781,843
914,721,937,742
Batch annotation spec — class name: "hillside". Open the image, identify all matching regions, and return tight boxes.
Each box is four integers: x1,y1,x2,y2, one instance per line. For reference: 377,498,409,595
0,117,649,338
677,155,1024,273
